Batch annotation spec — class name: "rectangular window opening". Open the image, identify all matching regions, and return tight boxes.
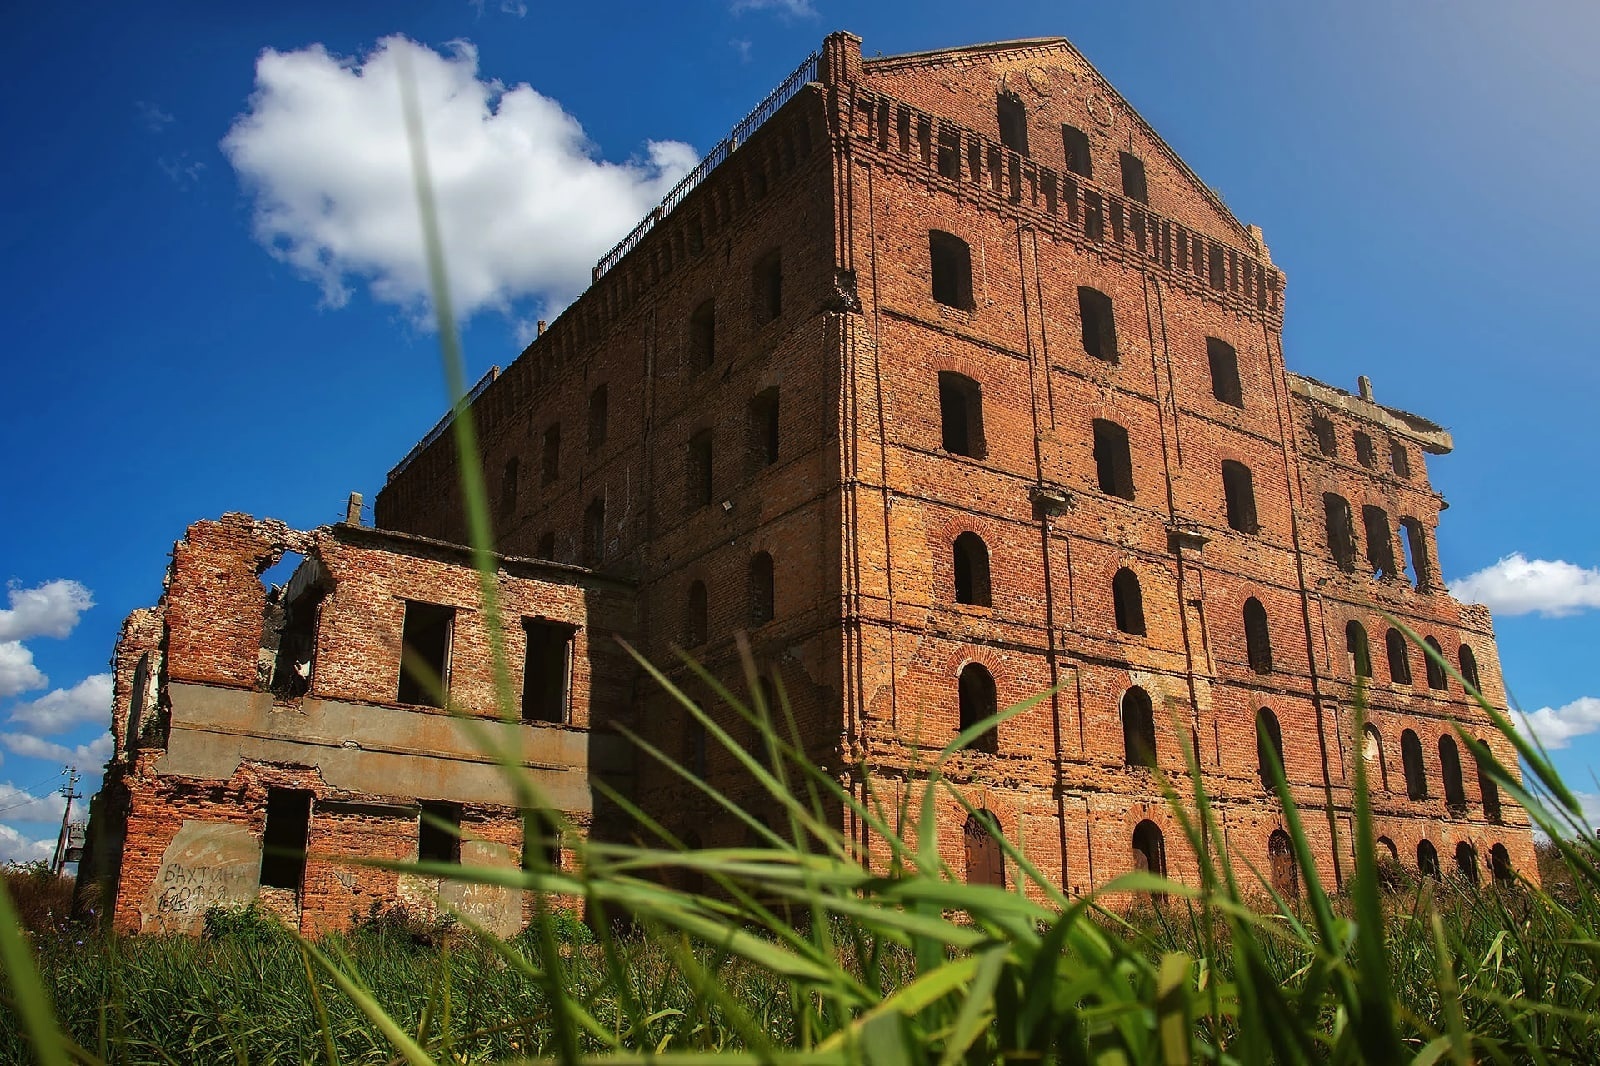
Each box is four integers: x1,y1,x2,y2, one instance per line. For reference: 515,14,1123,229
1119,152,1147,204
418,801,461,865
260,789,312,892
522,619,574,724
749,388,780,471
1062,124,1091,178
398,601,454,707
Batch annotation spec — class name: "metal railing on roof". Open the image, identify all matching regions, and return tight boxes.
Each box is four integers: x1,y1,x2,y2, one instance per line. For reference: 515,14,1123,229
387,366,500,483
592,50,820,280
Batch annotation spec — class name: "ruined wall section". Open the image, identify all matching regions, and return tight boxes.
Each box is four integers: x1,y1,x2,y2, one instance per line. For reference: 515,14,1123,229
110,607,164,761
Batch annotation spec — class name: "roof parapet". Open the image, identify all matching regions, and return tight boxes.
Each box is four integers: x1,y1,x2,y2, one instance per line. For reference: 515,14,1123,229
1288,373,1453,454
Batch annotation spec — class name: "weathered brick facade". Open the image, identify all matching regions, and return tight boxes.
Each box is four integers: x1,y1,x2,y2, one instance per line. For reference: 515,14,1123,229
85,30,1534,931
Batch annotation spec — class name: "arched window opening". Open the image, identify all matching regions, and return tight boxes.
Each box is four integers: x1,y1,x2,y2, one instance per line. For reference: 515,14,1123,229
1363,724,1389,792
1424,636,1448,690
1061,124,1091,178
1377,836,1399,860
954,532,992,607
1455,842,1479,886
938,372,986,459
1311,413,1337,456
996,91,1029,155
1132,819,1166,878
689,299,716,371
1078,287,1118,363
929,230,974,309
1460,645,1481,695
1243,597,1272,674
1353,430,1376,468
1257,707,1285,790
1417,839,1441,880
1391,439,1411,477
1268,829,1298,899
1385,628,1412,685
1207,338,1243,408
964,810,1006,887
582,498,605,566
1112,568,1145,635
686,581,708,647
748,387,780,471
959,663,998,754
1490,843,1513,885
748,552,775,627
1324,493,1357,572
1439,734,1467,812
1362,505,1396,578
1476,737,1503,823
1122,687,1157,769
1401,729,1427,800
1346,621,1372,678
1401,518,1431,589
1093,419,1135,500
1221,461,1258,533
1118,152,1148,204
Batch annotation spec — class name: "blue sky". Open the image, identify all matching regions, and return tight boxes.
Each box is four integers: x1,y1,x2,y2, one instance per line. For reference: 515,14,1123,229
3,0,1599,861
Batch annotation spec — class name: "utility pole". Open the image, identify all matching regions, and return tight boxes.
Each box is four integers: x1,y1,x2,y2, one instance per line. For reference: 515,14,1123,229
50,766,80,876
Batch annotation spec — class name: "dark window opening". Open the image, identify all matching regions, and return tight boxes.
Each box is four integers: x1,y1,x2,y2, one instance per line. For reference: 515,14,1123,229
1244,597,1272,674
1093,419,1135,500
1390,440,1411,478
588,385,608,452
1208,246,1226,290
1363,724,1389,792
686,581,708,646
522,809,561,871
582,497,605,566
1078,287,1118,363
1207,338,1243,407
542,424,561,484
1061,124,1091,178
964,810,1005,887
686,719,708,778
1132,819,1166,878
753,250,782,324
536,532,556,559
936,128,961,179
996,91,1029,155
749,388,780,470
749,552,775,627
499,457,519,520
1424,636,1448,690
954,532,992,607
1455,842,1479,885
960,663,998,754
1385,628,1412,685
1346,620,1372,678
1476,737,1503,822
1113,568,1145,635
1460,645,1481,695
1362,505,1396,578
260,789,312,892
938,372,986,459
398,600,454,707
749,165,768,201
1257,707,1285,789
1401,519,1431,589
1490,843,1512,884
1324,493,1357,572
1222,460,1258,533
521,619,573,725
1268,828,1298,898
1311,413,1337,456
929,231,974,309
418,801,461,865
1440,734,1467,811
1123,686,1156,768
1118,152,1147,204
1401,729,1427,800
687,218,704,255
687,430,714,509
1354,431,1375,468
1417,839,1440,880
689,300,715,371
268,566,326,701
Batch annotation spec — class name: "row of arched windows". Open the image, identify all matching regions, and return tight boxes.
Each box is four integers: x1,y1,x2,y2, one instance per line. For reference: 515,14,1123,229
1344,621,1482,694
1323,493,1432,589
683,552,776,646
1364,723,1501,820
1398,838,1514,886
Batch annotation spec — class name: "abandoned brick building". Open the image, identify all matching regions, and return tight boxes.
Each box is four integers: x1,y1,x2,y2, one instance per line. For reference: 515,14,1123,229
81,30,1534,934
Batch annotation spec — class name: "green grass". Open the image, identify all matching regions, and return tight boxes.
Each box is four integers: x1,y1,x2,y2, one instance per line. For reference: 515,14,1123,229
4,64,1596,1066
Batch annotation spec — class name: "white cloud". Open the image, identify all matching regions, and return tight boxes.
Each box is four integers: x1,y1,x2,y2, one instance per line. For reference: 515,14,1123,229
0,824,55,867
1515,697,1600,750
0,642,46,700
1452,554,1600,617
221,36,697,321
0,782,66,824
8,674,113,734
0,731,113,768
731,0,818,17
0,580,94,642
135,100,175,133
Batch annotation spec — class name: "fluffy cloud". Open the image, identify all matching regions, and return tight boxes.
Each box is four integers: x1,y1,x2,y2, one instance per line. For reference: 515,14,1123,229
8,674,113,734
0,823,55,867
731,0,818,17
1452,554,1600,617
0,782,66,824
1515,697,1600,751
0,643,46,700
222,36,697,321
0,731,113,768
0,580,94,642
